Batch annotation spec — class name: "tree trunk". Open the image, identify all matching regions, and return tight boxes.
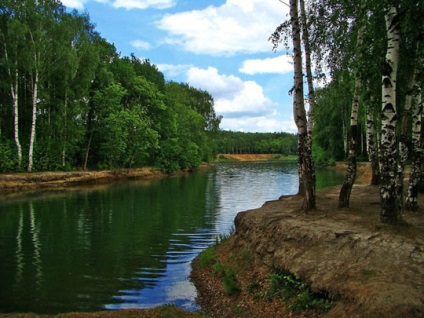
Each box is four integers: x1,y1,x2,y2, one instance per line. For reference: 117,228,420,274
366,97,379,185
28,67,39,172
290,0,315,210
339,26,363,208
299,0,316,194
379,6,401,224
62,91,68,168
3,40,22,168
397,60,417,203
12,68,22,169
405,85,422,211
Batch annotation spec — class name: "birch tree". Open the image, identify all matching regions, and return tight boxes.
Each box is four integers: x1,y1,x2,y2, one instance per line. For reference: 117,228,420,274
339,25,364,208
405,85,423,211
299,0,316,193
366,96,380,185
0,2,25,169
379,6,401,224
290,0,315,210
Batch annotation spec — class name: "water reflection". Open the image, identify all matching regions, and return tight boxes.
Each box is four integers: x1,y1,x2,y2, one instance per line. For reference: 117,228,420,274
0,162,343,314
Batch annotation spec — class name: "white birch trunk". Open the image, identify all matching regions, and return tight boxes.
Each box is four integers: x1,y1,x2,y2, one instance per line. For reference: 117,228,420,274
366,97,379,185
299,0,315,193
405,85,422,211
62,91,68,168
379,6,401,223
397,61,417,202
339,26,363,208
3,39,22,167
290,0,315,210
12,68,22,168
28,68,39,172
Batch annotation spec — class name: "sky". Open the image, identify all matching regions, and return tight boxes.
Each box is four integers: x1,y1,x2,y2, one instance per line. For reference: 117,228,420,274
62,0,296,133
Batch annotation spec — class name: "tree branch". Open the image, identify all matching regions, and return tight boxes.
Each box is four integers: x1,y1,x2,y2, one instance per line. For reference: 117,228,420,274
277,0,290,8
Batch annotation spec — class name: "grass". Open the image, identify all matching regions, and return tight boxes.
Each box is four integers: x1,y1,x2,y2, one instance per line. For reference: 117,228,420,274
198,235,241,297
261,271,331,314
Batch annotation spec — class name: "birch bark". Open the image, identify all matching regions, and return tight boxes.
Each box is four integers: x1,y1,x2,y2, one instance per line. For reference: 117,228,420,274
290,0,315,210
366,96,379,185
28,66,39,172
405,85,422,211
2,37,22,167
379,6,401,224
339,26,363,208
299,0,315,193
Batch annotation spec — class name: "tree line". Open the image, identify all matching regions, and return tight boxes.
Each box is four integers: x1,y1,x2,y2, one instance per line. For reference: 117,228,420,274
0,0,221,173
272,0,423,224
216,131,297,155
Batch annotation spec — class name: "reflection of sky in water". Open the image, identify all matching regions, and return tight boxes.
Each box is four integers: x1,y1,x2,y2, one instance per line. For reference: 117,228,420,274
106,230,215,311
212,162,299,234
106,162,299,311
0,162,343,314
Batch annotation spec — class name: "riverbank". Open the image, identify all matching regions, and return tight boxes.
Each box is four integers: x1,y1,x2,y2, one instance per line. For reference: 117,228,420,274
216,153,296,161
191,183,424,317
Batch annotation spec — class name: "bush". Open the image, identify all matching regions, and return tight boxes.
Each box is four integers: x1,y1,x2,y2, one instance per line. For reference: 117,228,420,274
0,140,20,172
261,271,331,314
313,144,336,166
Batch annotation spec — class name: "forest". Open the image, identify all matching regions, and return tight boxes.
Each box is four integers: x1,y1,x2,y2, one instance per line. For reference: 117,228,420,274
0,1,223,173
215,131,297,155
270,0,424,223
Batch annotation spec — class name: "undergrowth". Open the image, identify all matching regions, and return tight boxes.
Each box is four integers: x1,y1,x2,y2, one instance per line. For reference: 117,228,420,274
261,271,331,314
198,233,241,296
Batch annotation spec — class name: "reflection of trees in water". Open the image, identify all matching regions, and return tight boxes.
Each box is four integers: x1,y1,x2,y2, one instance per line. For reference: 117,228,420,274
0,163,345,313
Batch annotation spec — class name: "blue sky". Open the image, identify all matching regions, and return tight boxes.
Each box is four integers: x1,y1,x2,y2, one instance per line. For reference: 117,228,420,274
62,0,296,133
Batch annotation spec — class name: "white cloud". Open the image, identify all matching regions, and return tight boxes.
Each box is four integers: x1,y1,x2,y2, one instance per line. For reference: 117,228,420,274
112,0,175,10
61,0,86,9
239,54,292,75
221,117,297,133
156,0,288,56
187,66,277,118
61,0,175,10
157,63,192,77
131,40,153,51
187,67,243,100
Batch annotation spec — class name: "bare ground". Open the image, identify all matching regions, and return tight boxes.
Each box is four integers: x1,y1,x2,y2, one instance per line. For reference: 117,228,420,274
192,182,424,318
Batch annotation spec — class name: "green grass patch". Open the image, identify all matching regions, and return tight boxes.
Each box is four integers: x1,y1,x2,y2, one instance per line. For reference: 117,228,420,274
223,268,241,296
197,240,241,296
261,271,331,314
198,245,217,268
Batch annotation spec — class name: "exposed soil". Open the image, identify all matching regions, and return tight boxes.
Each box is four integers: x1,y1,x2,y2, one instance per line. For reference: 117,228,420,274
0,168,166,193
192,181,424,317
217,154,285,161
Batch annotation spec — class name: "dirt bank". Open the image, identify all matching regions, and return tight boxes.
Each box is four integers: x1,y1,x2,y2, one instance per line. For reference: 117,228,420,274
0,168,167,192
192,184,424,317
217,153,292,161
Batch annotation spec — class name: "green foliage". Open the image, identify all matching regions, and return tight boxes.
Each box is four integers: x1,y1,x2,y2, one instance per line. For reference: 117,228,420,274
198,246,217,268
197,238,241,296
0,1,220,173
216,131,297,155
312,144,336,167
261,271,331,314
222,268,241,296
0,140,19,172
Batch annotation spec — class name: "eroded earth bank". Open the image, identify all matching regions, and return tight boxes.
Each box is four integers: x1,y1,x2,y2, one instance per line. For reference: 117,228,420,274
192,183,424,317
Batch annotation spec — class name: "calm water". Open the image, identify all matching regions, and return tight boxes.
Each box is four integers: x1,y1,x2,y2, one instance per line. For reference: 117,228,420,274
0,162,344,314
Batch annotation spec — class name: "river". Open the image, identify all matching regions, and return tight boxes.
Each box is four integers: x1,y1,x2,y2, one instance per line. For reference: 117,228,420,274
0,162,344,314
